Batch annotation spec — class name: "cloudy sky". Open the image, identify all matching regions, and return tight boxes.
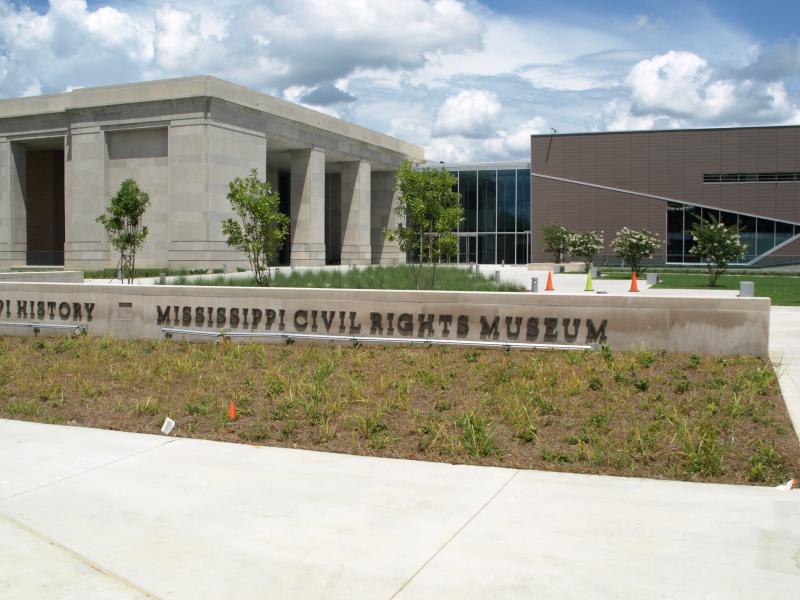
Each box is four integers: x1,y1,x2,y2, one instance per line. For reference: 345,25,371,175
1,0,799,162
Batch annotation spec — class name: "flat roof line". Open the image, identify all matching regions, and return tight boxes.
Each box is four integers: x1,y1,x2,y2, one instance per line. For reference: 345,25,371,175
531,124,800,138
0,75,424,160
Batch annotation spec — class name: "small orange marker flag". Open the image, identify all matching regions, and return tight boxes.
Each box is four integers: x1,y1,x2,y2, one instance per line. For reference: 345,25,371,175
545,271,555,291
228,399,237,420
629,271,639,293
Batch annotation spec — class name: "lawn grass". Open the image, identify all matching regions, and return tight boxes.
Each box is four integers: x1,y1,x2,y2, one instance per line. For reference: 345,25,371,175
165,265,525,292
601,272,800,305
1,335,797,486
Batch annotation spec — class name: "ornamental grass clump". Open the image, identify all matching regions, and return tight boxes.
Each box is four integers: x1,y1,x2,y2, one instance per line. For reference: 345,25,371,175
688,214,746,287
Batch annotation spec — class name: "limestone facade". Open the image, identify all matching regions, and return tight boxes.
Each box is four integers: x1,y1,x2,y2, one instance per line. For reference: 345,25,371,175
0,76,423,269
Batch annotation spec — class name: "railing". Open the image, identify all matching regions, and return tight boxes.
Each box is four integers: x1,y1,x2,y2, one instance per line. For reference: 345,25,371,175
0,321,86,335
161,327,599,351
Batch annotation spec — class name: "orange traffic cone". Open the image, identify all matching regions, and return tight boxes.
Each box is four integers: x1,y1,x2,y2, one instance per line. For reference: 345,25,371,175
629,272,639,293
545,271,555,291
228,399,237,420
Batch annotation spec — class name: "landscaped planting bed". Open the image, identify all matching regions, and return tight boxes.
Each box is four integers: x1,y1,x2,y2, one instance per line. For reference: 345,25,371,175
164,264,525,292
1,335,797,486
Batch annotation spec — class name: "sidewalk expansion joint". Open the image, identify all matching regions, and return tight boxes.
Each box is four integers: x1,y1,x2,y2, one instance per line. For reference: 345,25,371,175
0,511,162,599
0,437,177,503
389,469,520,599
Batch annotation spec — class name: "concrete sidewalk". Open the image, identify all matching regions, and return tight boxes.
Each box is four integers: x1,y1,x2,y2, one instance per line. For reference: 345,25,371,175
1,419,798,599
770,306,800,438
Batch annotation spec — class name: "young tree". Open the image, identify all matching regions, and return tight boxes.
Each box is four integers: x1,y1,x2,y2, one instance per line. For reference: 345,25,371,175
610,227,661,275
384,160,463,289
97,178,150,284
541,224,573,264
569,230,604,272
689,214,746,287
222,169,289,287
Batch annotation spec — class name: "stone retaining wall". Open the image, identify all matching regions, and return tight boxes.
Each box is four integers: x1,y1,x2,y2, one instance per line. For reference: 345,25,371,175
0,282,770,356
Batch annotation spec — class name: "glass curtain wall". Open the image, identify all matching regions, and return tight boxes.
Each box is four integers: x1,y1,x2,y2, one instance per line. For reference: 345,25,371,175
450,166,531,264
666,201,799,264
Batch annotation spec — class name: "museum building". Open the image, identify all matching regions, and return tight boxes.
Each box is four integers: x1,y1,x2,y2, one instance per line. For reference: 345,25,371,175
530,126,800,267
2,76,800,270
0,76,423,270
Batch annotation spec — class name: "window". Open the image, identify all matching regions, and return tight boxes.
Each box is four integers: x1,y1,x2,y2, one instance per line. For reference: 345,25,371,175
478,170,496,232
704,171,799,183
497,170,516,232
739,215,757,261
516,234,530,264
440,165,531,265
756,219,776,256
459,171,477,233
666,202,684,262
776,221,794,246
665,201,798,264
516,170,531,232
478,234,496,264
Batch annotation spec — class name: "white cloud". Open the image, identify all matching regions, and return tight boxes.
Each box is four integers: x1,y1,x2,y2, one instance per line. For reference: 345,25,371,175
153,4,202,72
434,89,502,138
0,1,798,160
620,49,800,127
426,116,548,163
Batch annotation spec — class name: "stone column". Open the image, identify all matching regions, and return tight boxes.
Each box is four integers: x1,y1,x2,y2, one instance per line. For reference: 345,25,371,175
290,147,326,266
371,170,405,264
340,160,371,265
64,127,109,269
0,140,9,268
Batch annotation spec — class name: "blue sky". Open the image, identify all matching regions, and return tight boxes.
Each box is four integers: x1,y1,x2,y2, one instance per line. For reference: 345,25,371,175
1,0,798,161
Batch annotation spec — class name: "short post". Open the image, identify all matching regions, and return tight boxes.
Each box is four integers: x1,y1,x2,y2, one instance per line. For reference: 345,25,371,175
739,281,755,297
159,272,166,285
501,259,505,267
223,263,228,274
494,270,500,284
531,277,538,293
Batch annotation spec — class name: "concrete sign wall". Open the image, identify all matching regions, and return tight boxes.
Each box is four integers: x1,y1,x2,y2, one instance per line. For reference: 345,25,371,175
0,282,770,356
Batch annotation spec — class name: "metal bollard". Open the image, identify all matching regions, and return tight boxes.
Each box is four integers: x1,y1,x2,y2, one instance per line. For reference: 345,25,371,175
159,272,166,285
739,281,754,297
494,270,500,284
531,277,538,292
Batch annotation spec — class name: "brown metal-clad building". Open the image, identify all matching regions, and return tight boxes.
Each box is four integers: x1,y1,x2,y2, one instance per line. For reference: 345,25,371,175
530,126,800,266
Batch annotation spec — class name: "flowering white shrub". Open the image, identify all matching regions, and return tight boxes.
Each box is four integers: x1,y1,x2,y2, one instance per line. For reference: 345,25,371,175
610,227,661,274
689,214,746,286
569,230,604,271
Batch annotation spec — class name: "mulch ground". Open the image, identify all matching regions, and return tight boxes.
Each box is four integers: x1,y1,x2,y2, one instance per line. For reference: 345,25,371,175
1,335,798,486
